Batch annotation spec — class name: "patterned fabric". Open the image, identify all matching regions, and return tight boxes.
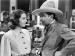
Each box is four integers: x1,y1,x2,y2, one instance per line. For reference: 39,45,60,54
1,29,31,56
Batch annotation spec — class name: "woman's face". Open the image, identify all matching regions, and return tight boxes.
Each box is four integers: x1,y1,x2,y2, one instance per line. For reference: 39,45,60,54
19,13,27,27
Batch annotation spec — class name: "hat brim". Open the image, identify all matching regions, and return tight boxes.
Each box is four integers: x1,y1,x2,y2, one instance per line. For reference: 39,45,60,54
32,8,63,18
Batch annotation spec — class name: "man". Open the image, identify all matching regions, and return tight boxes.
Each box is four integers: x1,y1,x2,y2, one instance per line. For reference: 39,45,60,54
32,0,75,56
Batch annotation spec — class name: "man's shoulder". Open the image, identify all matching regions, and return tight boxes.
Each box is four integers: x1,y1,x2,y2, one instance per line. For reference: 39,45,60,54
58,23,68,27
56,23,68,29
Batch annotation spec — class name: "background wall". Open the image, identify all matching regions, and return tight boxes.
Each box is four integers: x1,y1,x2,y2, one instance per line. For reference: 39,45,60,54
1,0,10,11
72,0,75,9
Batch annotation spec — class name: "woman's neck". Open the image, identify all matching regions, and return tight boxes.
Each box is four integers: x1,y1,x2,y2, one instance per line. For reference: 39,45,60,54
14,26,22,33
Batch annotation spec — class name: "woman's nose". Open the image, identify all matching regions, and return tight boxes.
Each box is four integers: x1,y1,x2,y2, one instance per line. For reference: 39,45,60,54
25,19,27,23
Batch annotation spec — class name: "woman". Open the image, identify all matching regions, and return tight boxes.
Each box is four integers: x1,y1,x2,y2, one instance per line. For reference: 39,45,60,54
1,9,31,56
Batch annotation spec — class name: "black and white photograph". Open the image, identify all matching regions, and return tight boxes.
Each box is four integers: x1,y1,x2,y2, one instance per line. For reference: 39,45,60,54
0,0,75,56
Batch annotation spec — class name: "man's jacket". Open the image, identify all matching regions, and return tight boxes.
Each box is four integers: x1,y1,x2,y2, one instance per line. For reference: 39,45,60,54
43,23,75,50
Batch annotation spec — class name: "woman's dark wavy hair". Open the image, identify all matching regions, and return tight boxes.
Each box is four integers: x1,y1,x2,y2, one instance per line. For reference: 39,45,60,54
9,9,27,29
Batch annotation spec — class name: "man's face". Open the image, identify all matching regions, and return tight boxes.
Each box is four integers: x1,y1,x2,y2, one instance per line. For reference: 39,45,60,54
40,13,54,25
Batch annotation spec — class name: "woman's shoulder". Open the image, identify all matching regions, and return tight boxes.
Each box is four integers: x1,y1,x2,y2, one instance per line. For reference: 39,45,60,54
22,29,30,33
3,30,13,38
5,30,12,34
22,29,31,37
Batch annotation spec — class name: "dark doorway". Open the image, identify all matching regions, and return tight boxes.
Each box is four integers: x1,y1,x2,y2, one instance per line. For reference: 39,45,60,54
17,0,30,12
1,0,10,11
72,0,75,9
39,0,46,8
17,0,46,12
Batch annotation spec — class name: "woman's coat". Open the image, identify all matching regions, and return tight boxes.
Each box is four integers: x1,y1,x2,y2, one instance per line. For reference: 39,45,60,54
1,29,31,56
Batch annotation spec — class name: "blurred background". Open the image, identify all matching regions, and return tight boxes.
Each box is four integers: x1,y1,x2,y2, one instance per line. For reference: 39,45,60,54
0,0,75,55
0,0,74,28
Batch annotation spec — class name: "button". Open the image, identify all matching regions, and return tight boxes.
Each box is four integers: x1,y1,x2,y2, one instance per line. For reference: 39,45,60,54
23,42,26,44
25,48,27,49
22,36,24,38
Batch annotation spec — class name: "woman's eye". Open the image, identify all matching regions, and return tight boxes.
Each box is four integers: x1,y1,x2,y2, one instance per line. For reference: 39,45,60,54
22,17,26,20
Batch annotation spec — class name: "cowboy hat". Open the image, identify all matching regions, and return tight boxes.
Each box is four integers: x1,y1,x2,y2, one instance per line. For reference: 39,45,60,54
32,0,63,19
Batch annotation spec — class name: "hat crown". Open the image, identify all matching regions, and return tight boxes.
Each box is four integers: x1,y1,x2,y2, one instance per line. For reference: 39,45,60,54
32,0,63,18
40,1,56,9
